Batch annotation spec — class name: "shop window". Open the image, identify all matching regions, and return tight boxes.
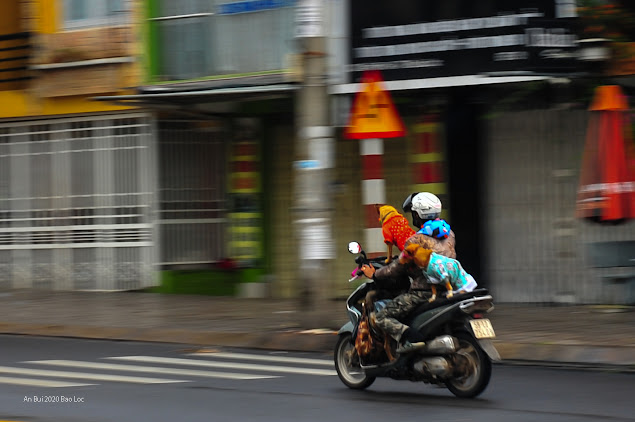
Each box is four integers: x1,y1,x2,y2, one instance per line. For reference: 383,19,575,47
153,0,214,80
63,0,130,30
150,0,295,81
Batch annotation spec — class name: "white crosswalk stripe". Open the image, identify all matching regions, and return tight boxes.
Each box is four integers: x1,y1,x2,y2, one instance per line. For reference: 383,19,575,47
188,352,334,366
26,360,280,380
0,351,336,388
107,355,337,376
0,376,95,388
0,365,188,384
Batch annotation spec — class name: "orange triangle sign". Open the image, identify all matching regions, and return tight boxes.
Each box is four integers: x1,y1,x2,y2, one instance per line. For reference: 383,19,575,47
344,71,406,139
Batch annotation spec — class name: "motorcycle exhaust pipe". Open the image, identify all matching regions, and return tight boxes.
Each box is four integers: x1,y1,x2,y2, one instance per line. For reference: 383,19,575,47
412,335,459,377
413,356,451,377
420,335,459,355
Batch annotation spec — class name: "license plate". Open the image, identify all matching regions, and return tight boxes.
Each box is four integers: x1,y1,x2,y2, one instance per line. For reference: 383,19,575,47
470,318,496,339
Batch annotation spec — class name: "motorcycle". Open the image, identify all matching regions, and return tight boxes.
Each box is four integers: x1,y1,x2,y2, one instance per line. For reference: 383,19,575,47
334,241,501,398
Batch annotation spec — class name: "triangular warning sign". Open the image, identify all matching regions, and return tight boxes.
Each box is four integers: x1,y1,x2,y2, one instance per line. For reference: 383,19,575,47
344,70,406,140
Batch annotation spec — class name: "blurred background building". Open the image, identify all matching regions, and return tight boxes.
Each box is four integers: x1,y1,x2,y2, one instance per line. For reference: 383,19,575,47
0,0,151,291
1,0,634,305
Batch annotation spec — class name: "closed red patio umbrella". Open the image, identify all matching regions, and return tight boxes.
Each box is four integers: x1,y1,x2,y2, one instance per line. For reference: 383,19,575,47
576,85,635,224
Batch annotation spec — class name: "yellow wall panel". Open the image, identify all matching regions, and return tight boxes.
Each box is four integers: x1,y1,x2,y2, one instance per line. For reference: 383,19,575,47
0,91,134,119
0,1,21,33
39,0,58,33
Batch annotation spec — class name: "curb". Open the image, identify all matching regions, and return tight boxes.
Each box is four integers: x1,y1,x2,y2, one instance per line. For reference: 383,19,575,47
0,323,339,353
493,341,635,368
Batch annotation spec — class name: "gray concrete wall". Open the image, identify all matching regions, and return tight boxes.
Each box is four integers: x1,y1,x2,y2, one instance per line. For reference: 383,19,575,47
486,109,635,304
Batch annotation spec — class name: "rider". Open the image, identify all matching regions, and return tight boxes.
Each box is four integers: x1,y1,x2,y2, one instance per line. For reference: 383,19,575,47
361,192,457,354
402,192,455,258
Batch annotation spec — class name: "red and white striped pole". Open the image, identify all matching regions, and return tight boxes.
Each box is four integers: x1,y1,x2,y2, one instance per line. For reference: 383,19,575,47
346,71,405,258
361,138,385,258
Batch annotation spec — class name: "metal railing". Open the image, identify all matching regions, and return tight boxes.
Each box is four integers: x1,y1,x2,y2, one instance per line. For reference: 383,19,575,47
156,120,228,267
0,114,155,290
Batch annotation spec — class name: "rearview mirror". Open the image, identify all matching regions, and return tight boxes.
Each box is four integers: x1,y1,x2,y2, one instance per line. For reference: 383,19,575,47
348,241,362,254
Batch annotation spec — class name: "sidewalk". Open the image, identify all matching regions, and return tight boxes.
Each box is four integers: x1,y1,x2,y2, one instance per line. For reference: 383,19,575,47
0,289,633,370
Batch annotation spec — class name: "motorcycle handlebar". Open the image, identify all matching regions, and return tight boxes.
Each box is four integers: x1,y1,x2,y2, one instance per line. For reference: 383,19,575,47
349,253,392,282
355,257,386,269
360,256,388,264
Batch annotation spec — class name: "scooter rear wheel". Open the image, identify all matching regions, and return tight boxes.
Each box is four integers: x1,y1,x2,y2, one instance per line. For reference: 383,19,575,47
445,331,492,398
334,334,376,390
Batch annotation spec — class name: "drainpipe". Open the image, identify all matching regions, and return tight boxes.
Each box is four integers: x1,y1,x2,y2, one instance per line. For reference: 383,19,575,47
294,0,334,329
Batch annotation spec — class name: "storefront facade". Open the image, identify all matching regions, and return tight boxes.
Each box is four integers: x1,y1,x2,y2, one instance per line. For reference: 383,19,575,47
328,0,635,304
3,0,634,304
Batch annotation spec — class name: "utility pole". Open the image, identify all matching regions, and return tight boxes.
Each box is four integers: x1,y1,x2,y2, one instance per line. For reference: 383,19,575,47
294,0,334,328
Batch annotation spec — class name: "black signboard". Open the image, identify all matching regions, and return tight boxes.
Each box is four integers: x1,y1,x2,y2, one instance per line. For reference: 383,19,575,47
350,0,581,82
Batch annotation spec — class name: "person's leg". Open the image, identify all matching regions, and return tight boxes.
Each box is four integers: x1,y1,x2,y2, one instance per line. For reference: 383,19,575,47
375,292,427,348
374,294,411,342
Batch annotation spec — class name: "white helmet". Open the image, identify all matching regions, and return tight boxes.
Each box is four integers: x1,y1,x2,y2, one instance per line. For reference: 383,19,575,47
411,192,442,221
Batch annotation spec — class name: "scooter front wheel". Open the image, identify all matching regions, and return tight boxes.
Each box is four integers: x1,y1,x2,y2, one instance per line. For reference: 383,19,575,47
334,334,376,390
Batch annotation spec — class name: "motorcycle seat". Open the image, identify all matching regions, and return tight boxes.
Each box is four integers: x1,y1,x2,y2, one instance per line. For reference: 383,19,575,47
409,288,490,316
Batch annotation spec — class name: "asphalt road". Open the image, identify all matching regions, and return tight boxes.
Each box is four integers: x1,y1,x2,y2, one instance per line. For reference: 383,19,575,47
0,335,632,422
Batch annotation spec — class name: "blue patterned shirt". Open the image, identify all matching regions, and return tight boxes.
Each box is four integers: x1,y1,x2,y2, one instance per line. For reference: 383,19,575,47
422,252,477,292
